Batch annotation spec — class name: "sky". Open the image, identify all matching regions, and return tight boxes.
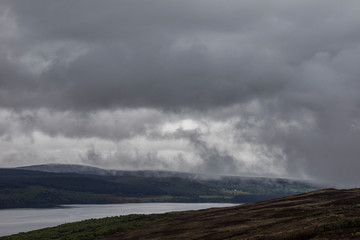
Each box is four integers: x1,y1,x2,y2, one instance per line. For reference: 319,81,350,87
1,0,360,187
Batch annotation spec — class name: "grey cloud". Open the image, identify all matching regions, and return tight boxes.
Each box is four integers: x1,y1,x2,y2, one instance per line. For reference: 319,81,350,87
0,109,167,141
1,1,360,186
80,145,178,171
187,131,240,175
146,127,270,176
79,133,240,176
4,0,356,110
80,145,103,165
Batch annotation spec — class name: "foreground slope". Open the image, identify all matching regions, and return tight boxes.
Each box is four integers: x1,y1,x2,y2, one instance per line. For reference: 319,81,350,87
3,188,360,240
103,188,360,240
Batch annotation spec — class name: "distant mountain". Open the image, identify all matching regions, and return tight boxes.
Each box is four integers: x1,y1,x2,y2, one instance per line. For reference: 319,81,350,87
15,163,319,184
0,164,322,209
16,164,200,179
16,164,115,175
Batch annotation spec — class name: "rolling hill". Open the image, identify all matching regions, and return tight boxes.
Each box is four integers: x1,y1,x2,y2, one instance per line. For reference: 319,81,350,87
0,164,320,209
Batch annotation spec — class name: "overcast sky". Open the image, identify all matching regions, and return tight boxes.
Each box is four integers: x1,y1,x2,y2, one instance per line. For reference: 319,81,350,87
1,0,360,187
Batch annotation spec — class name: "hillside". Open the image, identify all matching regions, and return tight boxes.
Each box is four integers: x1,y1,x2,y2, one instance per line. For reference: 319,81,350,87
2,188,360,240
16,164,198,178
0,165,319,208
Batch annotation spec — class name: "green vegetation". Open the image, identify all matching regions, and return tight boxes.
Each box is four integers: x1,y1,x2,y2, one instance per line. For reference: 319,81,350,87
0,214,166,240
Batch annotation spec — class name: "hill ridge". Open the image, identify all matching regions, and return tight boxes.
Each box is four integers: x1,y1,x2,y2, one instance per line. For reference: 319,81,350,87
14,163,317,182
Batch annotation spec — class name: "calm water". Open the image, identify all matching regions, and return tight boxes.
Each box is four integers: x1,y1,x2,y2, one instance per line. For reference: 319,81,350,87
0,203,237,237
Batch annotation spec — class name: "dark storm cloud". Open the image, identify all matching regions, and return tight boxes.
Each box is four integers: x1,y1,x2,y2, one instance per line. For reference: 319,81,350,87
1,0,360,186
0,0,358,110
0,0,300,110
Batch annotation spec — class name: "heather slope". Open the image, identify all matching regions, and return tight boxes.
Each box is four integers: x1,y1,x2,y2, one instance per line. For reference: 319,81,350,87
105,188,360,240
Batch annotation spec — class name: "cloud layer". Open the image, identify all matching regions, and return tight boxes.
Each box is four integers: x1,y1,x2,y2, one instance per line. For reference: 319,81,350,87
1,0,360,186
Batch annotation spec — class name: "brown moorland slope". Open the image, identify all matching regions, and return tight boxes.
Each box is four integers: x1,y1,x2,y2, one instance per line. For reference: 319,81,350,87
104,188,360,240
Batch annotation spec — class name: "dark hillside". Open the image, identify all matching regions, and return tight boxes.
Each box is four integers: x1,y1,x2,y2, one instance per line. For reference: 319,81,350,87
0,167,319,209
0,169,218,208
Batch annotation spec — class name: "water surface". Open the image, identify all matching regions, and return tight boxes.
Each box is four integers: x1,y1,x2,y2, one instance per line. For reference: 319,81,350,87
0,203,237,237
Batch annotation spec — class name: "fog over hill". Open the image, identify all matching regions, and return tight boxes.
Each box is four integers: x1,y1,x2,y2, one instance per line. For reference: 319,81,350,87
15,163,321,183
16,164,203,179
0,164,320,209
1,1,360,187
